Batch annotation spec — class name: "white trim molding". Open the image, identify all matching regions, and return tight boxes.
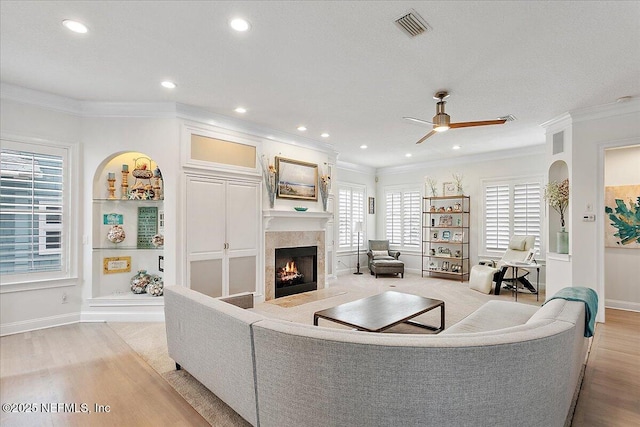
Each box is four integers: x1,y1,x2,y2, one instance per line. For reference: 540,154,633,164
0,313,80,337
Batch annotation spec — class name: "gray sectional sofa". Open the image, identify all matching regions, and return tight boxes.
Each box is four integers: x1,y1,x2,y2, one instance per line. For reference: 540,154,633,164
164,286,589,427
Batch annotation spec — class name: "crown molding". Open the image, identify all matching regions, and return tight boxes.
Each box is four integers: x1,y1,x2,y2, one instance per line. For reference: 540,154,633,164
335,160,376,175
376,144,546,176
0,83,337,157
175,104,338,157
1,83,82,115
569,98,640,123
541,98,640,129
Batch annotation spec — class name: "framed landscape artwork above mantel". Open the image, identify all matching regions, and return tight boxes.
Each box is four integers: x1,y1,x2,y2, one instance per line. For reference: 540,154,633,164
276,157,318,201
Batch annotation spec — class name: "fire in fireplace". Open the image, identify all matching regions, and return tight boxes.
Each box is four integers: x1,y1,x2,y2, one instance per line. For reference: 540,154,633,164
275,246,317,298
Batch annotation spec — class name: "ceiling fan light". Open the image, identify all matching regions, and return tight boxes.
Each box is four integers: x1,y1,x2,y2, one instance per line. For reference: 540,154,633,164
432,112,450,132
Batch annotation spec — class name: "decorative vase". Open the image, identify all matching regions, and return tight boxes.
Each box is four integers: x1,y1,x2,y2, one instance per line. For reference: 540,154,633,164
130,270,151,294
321,196,328,212
557,229,569,254
268,192,275,209
107,225,126,244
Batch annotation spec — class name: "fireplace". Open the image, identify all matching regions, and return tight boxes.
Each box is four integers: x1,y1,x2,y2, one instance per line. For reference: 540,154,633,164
275,246,318,298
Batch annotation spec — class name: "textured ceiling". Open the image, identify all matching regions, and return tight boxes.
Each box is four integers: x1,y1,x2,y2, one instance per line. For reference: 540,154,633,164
1,1,639,167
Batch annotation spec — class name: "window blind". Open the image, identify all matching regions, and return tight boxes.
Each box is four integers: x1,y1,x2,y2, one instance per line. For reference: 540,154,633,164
484,180,543,254
385,189,421,248
485,184,510,250
0,149,64,275
338,185,364,250
514,183,541,252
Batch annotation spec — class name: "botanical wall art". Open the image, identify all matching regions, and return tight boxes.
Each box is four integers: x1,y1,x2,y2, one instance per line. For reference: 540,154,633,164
276,157,318,201
604,184,640,249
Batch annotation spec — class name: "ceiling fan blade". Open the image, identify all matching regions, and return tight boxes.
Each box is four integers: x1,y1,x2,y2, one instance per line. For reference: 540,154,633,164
448,119,507,129
416,130,437,144
404,116,433,125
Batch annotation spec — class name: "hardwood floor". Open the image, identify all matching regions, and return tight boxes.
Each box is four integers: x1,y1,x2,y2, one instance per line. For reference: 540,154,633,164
0,323,208,427
572,308,640,426
1,308,638,426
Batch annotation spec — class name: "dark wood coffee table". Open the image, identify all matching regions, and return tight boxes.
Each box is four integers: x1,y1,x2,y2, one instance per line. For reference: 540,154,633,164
313,291,445,333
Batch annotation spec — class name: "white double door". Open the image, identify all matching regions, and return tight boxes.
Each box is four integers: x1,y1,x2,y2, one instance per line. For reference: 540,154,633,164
185,175,260,298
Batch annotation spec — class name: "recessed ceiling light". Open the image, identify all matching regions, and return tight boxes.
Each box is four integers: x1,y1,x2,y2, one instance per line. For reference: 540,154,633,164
297,126,307,132
161,81,176,89
405,153,413,158
234,107,247,113
62,19,88,34
452,145,461,150
230,18,251,32
360,145,368,149
321,133,330,138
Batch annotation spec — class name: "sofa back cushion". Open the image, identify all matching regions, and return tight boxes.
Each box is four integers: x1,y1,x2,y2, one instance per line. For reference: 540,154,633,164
251,317,582,427
164,286,263,425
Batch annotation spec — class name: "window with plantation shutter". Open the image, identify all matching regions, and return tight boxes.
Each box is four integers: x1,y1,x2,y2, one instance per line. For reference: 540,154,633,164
485,185,510,250
386,192,401,245
482,178,543,255
385,188,421,249
514,183,541,252
1,142,69,282
338,184,365,250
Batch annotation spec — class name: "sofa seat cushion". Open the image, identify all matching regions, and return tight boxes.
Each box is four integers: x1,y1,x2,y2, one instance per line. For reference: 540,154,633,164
442,300,539,335
371,259,403,267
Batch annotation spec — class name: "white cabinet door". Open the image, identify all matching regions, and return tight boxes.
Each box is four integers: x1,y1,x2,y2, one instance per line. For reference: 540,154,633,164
185,176,259,297
226,181,259,294
185,176,225,297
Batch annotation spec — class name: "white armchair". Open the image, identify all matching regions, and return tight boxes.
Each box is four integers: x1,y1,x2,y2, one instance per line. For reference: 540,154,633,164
470,235,537,294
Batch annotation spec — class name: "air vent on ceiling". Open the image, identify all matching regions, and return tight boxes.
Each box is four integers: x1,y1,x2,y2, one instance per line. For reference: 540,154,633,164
394,9,431,38
499,114,517,122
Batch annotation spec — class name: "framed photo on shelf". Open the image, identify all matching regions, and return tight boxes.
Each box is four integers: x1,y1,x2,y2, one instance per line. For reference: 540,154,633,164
452,232,463,242
439,215,453,226
443,182,457,197
103,256,131,274
441,230,451,241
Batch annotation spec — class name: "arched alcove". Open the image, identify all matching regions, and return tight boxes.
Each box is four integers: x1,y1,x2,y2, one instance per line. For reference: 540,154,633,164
547,160,569,253
91,152,164,299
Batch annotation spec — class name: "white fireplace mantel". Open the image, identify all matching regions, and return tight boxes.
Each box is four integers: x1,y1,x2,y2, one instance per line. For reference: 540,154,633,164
263,209,332,232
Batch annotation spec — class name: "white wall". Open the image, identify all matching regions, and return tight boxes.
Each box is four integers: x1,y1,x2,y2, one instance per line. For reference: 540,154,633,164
0,99,83,334
334,162,376,274
80,116,180,304
569,100,640,321
376,146,546,277
604,145,640,311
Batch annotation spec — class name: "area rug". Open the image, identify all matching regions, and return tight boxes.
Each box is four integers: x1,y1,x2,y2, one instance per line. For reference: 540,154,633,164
265,288,347,308
110,273,545,426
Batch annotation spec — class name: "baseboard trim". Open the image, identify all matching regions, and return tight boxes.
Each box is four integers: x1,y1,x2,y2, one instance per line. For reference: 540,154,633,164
80,310,165,323
0,313,80,336
605,299,640,312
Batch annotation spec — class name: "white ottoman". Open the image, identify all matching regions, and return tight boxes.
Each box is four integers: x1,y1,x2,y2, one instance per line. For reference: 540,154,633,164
469,265,498,294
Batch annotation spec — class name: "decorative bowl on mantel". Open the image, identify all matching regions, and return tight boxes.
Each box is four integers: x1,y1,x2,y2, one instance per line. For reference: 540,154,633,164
294,207,308,212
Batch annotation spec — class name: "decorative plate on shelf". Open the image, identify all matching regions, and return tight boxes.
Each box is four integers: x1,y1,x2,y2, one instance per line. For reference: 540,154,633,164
294,207,308,211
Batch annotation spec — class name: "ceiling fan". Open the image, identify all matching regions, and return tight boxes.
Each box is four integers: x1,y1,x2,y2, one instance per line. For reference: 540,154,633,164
404,91,507,144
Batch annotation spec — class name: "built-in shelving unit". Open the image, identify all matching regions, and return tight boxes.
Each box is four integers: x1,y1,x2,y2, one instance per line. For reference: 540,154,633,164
422,195,470,282
91,152,164,301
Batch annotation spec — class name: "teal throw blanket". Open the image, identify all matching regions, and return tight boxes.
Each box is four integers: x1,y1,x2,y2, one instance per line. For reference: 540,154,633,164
545,287,598,338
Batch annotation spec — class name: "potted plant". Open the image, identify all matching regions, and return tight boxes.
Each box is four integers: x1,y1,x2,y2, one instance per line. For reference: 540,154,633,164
544,178,570,253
